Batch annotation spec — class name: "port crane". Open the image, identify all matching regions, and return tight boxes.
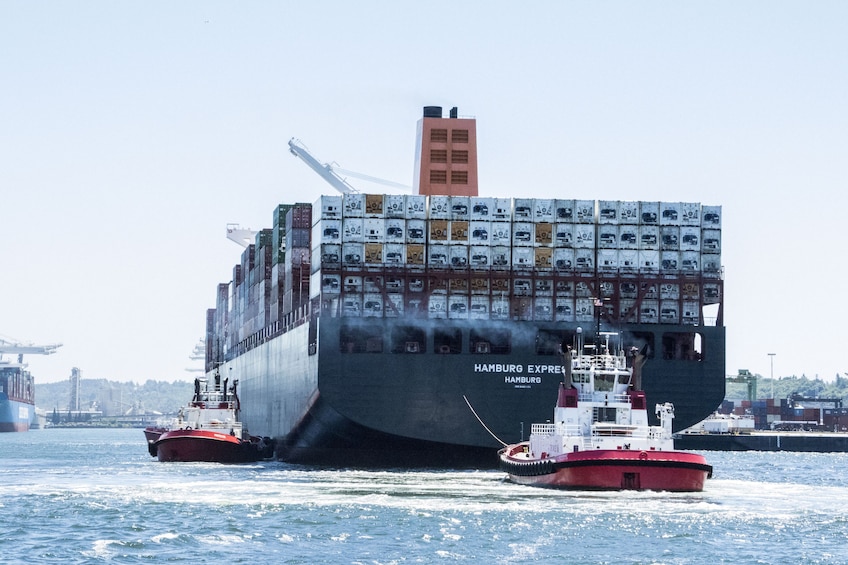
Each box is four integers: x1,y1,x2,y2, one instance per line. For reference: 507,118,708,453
726,369,758,403
288,138,409,195
185,339,206,373
0,336,62,365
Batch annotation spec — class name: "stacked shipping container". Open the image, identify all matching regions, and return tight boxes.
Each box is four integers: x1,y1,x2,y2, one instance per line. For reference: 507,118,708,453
211,194,722,359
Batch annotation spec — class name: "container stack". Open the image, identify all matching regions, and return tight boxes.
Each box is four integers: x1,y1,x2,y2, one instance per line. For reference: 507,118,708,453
208,193,723,363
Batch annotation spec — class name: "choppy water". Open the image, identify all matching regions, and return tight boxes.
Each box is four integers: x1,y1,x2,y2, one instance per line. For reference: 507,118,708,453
1,428,847,564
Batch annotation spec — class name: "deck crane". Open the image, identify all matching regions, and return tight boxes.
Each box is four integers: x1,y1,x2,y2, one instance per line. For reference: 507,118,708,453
288,138,409,194
0,337,62,365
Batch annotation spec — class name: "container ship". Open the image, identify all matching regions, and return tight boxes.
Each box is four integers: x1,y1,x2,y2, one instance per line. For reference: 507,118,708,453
203,106,726,467
0,338,61,432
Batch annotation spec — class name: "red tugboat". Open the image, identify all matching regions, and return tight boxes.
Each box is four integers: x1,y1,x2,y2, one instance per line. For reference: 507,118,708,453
144,374,273,463
498,329,712,491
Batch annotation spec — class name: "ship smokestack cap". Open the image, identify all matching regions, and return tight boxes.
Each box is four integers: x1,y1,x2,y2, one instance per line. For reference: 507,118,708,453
449,106,458,118
423,106,442,118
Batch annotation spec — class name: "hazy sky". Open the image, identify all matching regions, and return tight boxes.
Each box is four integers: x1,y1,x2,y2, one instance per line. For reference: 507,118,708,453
2,2,847,385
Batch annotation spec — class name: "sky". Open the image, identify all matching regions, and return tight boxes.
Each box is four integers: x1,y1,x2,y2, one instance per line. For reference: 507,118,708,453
2,1,847,385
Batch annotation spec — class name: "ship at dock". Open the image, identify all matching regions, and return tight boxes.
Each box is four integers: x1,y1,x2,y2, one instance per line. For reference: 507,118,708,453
0,337,62,432
203,106,726,468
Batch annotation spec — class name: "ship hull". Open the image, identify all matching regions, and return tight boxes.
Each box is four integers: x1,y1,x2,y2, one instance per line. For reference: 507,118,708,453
499,448,713,491
154,429,269,463
216,317,724,468
0,397,34,433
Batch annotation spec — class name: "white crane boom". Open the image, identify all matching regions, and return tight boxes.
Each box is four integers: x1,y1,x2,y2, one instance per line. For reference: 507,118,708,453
0,337,62,365
288,138,359,195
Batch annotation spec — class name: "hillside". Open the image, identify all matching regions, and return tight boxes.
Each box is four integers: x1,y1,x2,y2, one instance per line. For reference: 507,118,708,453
35,378,194,416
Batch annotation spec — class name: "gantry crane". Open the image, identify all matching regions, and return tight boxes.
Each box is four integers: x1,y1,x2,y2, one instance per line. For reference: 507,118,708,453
0,336,62,364
726,369,758,403
185,339,206,373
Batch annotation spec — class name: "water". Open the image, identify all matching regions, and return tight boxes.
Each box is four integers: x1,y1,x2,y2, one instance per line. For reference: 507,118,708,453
2,429,847,564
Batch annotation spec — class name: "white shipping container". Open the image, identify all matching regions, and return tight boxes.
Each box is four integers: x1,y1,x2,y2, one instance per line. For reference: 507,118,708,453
619,299,637,322
448,295,469,319
385,219,405,241
450,196,470,220
313,219,342,245
639,225,659,250
469,245,491,268
405,195,427,219
429,195,450,219
661,250,680,271
384,244,405,265
491,297,510,320
343,218,364,242
598,249,618,271
681,251,700,272
704,283,721,304
660,226,680,250
555,223,574,247
598,225,618,248
512,247,534,269
317,244,341,265
640,299,659,323
362,294,383,317
363,275,383,293
682,301,700,325
555,298,575,321
553,248,574,271
555,199,574,221
702,229,721,253
470,197,494,219
343,275,362,292
702,255,721,274
619,201,640,224
574,200,595,223
681,202,700,226
573,225,595,248
343,194,365,218
620,281,638,299
513,222,535,246
428,295,447,319
660,283,680,300
342,293,362,317
320,273,341,295
342,243,364,265
513,278,532,296
363,218,385,242
618,250,638,271
469,220,490,244
384,294,404,317
428,243,449,267
639,250,660,272
491,246,511,268
619,225,638,249
598,201,619,224
534,297,553,320
470,296,489,319
490,221,512,245
660,202,682,225
315,195,343,220
513,198,533,220
406,219,426,243
449,245,469,268
556,280,573,297
660,300,679,323
492,198,512,220
384,276,404,292
680,226,700,250
534,199,554,222
384,194,405,218
640,201,659,225
575,298,594,322
575,249,594,271
702,205,722,228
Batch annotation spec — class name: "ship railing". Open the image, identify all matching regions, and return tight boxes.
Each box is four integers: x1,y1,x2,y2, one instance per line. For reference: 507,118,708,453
591,424,646,438
578,393,631,403
531,423,580,437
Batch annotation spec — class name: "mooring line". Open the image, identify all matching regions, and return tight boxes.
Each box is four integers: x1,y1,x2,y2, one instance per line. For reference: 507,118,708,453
463,394,508,447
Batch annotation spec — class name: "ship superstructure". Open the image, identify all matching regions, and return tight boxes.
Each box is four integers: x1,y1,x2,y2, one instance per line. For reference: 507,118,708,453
203,106,725,467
